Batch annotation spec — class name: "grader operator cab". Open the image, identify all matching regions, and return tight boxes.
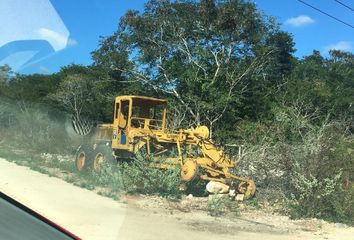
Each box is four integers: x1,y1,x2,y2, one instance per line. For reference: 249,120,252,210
75,95,256,199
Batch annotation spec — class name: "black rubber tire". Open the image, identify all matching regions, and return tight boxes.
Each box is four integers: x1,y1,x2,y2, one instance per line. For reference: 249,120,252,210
92,144,115,171
75,145,93,172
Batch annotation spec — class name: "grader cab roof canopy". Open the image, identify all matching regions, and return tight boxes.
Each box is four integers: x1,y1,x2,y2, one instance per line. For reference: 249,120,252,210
115,96,167,106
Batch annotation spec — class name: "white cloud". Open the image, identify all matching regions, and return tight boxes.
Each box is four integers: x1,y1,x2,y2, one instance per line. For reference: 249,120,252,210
36,28,68,51
67,38,78,47
285,15,315,27
324,41,353,52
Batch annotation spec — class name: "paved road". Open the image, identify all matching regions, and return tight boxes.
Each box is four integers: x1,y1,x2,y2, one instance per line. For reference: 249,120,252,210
0,158,127,240
1,158,354,240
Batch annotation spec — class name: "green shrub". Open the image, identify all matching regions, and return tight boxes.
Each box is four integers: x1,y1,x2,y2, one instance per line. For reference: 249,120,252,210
206,194,225,217
288,186,354,224
284,121,354,223
120,155,181,198
329,187,354,224
206,194,239,217
237,105,354,224
92,161,123,194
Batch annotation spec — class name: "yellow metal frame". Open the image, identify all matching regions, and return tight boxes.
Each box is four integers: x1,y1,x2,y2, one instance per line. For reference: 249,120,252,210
97,95,255,198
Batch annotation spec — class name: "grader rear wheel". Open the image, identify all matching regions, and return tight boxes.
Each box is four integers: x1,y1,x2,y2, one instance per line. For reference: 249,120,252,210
181,160,198,182
93,152,104,170
75,145,92,171
238,180,256,199
76,152,86,171
92,145,115,171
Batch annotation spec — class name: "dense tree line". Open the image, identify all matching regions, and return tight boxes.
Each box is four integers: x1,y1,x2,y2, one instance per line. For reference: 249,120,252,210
1,1,352,137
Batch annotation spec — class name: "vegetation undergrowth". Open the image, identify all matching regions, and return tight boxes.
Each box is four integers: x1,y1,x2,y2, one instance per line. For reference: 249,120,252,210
93,151,182,199
0,143,183,200
207,194,240,217
237,108,354,224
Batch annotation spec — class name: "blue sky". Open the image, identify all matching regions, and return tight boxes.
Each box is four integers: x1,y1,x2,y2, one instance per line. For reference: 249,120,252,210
0,0,353,74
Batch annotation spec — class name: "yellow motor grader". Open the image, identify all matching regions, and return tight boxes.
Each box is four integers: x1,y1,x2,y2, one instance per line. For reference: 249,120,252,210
75,95,256,199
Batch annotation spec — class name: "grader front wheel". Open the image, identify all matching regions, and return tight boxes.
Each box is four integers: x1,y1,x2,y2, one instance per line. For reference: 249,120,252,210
238,180,256,199
181,160,198,182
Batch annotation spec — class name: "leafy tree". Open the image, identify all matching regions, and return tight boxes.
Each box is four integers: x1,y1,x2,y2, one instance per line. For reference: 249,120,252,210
92,0,295,137
281,50,353,120
326,50,354,118
4,73,60,103
62,64,144,120
49,74,91,118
